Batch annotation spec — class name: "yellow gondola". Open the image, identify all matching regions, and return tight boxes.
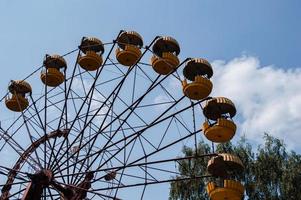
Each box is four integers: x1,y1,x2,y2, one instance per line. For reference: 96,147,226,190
203,118,236,143
40,54,67,87
151,36,180,75
207,153,244,177
5,80,32,112
203,97,236,120
116,31,143,66
78,37,104,71
202,97,237,143
207,180,244,200
182,58,213,100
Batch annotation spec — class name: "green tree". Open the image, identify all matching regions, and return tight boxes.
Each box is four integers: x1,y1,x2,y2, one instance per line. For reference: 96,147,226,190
169,140,210,200
169,134,301,200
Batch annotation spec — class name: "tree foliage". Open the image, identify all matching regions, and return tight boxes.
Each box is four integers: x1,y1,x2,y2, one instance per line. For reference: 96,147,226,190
169,134,301,200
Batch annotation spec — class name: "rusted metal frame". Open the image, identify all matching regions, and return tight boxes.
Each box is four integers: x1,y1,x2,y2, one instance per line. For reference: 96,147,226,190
81,76,150,131
71,58,139,185
85,95,187,185
70,51,187,184
136,63,177,101
63,68,70,184
14,92,43,170
0,130,75,199
69,66,104,184
53,95,194,175
51,35,159,176
29,96,62,171
54,153,216,181
69,70,127,184
92,175,212,192
43,62,48,170
157,116,174,149
173,115,193,134
51,180,120,200
2,88,64,171
49,30,124,170
104,133,159,184
1,52,78,136
0,128,38,169
91,126,199,184
47,47,81,173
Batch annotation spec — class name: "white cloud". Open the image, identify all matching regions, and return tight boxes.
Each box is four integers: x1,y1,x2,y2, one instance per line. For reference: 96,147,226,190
211,55,301,150
72,77,92,93
154,95,171,111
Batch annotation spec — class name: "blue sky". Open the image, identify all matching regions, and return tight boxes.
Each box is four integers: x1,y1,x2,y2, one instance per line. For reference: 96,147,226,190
0,0,300,75
1,0,300,142
0,0,301,199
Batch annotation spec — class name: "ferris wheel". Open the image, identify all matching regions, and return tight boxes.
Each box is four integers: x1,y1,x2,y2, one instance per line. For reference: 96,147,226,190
0,30,244,200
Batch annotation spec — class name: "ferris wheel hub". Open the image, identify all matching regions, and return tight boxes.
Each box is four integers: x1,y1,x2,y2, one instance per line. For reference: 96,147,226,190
21,169,53,200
